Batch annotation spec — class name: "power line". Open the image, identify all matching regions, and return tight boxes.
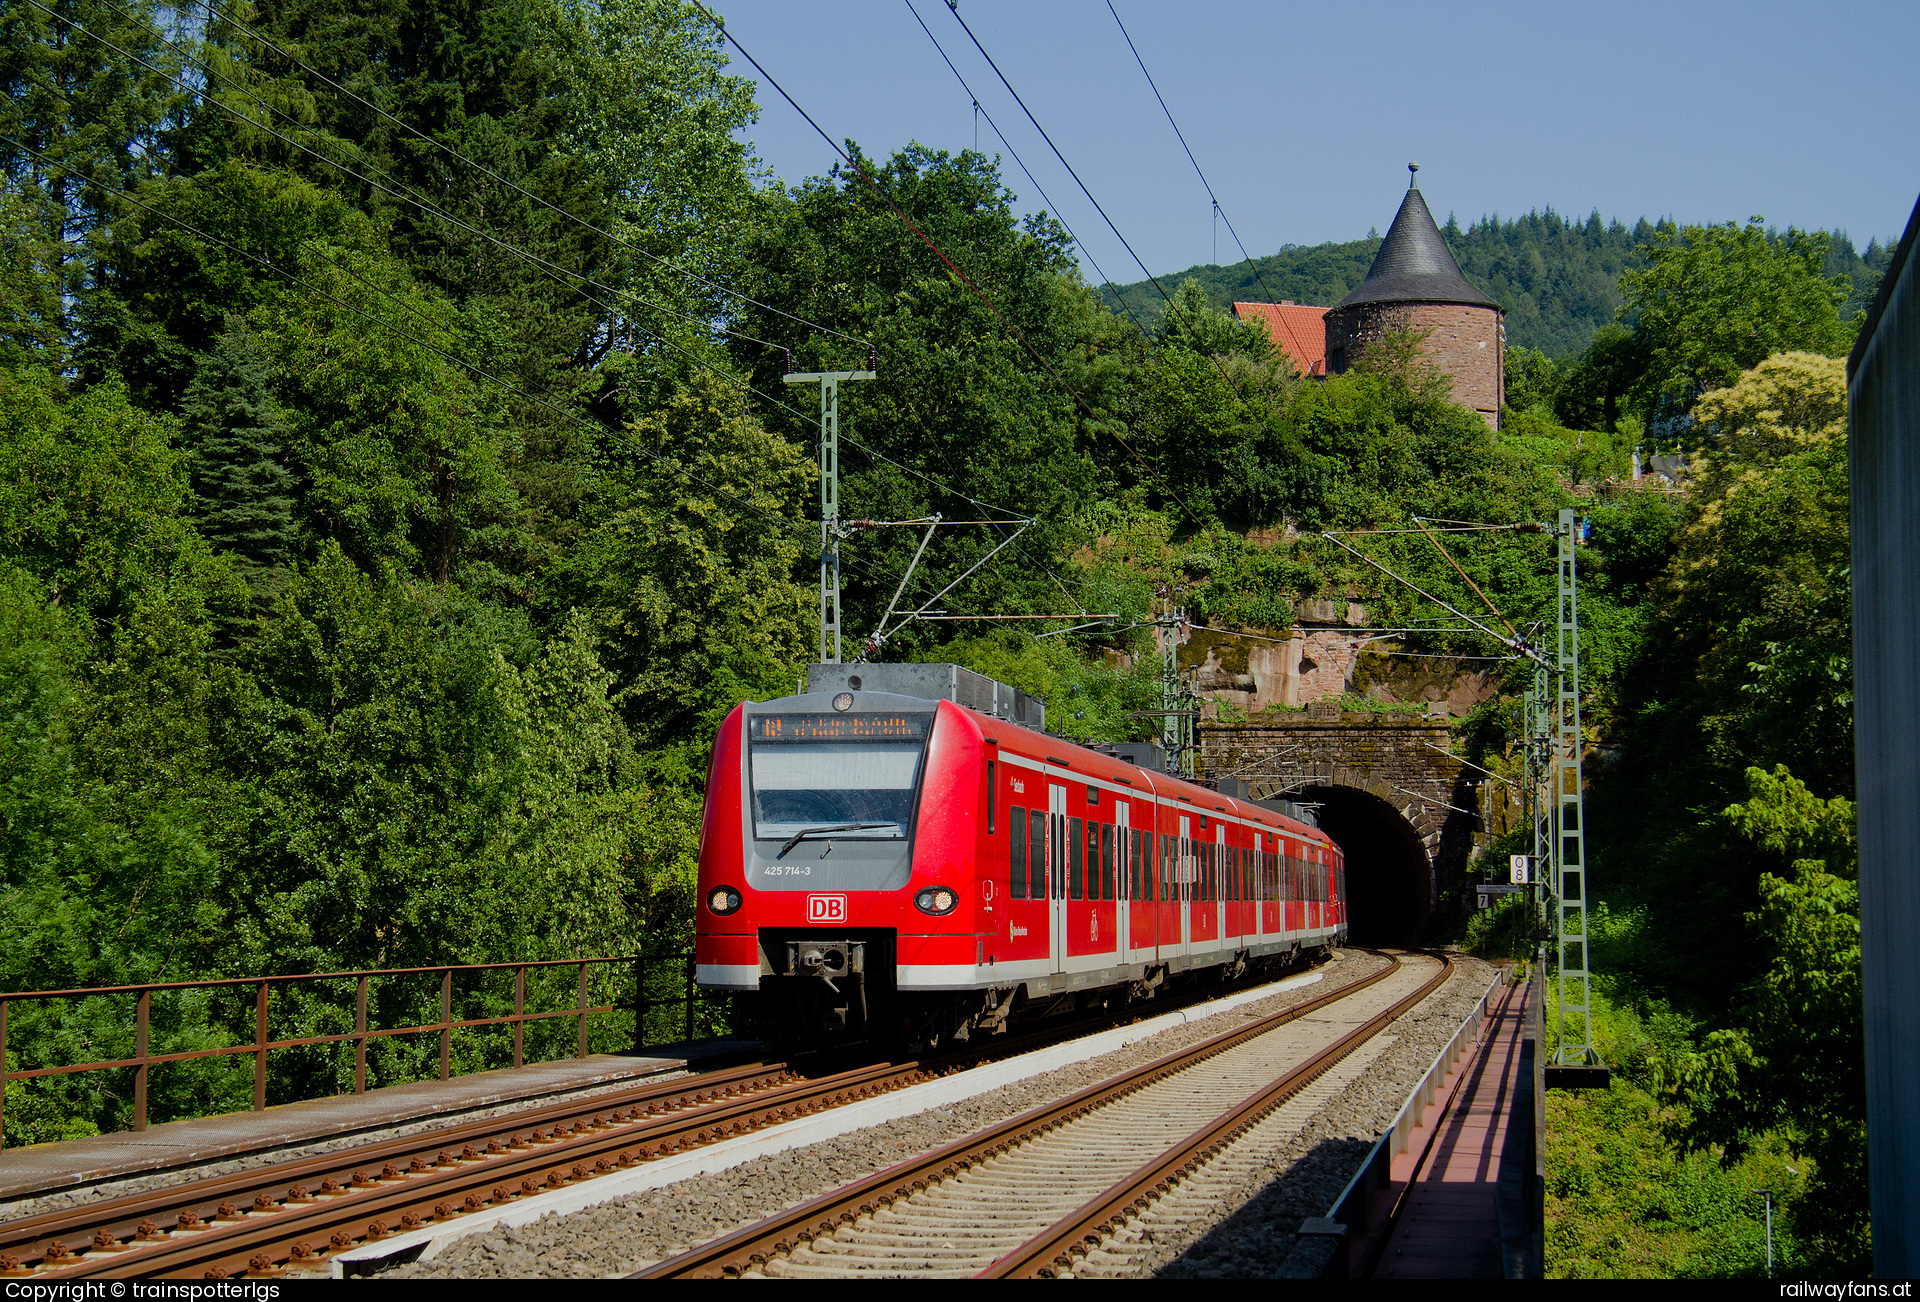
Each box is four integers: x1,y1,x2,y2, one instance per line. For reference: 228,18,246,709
102,0,1054,563
899,0,1144,331
201,0,871,351
14,37,1073,640
12,11,1105,635
0,125,943,605
944,0,1177,313
936,0,1293,540
690,0,1204,530
1102,0,1317,370
64,0,796,365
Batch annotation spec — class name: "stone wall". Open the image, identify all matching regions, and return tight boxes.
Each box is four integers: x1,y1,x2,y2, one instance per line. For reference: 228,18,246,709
1203,715,1472,844
1325,301,1505,425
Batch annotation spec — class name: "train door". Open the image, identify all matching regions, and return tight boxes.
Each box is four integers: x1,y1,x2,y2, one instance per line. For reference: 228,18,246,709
1115,801,1132,960
1185,819,1208,954
1214,824,1228,949
1290,841,1305,944
1253,831,1265,941
1049,782,1069,972
1167,814,1182,960
1132,801,1156,960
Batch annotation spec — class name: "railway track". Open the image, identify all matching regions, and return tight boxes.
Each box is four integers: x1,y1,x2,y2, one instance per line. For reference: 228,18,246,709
635,950,1450,1279
1,955,1351,1280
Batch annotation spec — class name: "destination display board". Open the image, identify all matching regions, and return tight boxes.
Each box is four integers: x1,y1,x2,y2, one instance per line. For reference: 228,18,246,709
749,712,932,743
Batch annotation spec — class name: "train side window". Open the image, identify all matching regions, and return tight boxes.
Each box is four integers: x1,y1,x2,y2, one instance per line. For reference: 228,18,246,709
1069,817,1084,900
988,761,996,834
1085,821,1099,899
1102,823,1115,901
1029,809,1047,900
1129,828,1141,900
1009,804,1027,899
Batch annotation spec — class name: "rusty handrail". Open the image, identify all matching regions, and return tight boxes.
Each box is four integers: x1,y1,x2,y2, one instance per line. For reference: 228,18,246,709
0,953,703,1149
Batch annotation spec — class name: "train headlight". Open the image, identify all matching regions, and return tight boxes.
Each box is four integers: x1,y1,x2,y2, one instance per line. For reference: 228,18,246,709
914,886,959,916
707,886,743,915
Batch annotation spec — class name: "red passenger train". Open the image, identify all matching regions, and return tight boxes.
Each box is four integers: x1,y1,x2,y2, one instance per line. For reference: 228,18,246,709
695,665,1346,1045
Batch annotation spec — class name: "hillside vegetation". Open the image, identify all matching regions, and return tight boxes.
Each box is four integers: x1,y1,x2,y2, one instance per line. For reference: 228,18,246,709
0,0,1875,1274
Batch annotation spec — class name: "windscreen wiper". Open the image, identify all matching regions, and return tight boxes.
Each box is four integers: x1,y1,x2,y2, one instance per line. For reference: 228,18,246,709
777,823,893,857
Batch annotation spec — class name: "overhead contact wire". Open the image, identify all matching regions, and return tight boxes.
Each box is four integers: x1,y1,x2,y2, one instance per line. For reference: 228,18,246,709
1103,0,1317,370
691,0,1206,529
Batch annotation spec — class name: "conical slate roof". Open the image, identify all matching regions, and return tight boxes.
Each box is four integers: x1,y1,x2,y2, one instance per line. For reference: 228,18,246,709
1333,186,1499,311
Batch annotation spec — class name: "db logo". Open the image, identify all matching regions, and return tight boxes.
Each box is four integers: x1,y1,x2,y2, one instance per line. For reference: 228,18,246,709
806,894,849,924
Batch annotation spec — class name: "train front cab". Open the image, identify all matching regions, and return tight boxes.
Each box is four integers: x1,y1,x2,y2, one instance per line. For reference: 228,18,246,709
695,691,987,1039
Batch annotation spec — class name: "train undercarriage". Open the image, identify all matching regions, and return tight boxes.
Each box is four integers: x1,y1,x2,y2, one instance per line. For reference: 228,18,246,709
733,931,1341,1052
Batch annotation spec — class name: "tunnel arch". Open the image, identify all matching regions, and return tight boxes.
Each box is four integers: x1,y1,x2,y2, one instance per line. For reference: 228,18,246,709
1255,780,1435,946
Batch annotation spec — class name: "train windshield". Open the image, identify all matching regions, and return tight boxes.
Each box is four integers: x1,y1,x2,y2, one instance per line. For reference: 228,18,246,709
747,711,933,842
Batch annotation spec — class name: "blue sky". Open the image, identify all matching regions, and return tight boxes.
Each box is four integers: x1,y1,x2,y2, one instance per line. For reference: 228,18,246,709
712,0,1920,284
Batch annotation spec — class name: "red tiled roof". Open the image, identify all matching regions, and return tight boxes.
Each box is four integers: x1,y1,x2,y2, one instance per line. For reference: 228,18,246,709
1232,301,1329,377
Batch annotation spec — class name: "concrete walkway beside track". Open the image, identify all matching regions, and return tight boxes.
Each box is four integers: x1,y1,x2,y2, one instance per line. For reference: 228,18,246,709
0,1041,758,1204
1366,974,1530,1278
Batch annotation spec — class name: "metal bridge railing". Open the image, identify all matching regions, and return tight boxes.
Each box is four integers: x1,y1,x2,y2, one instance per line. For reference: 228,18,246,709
0,952,706,1149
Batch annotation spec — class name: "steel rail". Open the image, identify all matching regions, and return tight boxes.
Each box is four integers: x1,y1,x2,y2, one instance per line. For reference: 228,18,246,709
979,951,1455,1278
4,1057,788,1265
633,951,1408,1280
8,959,1340,1279
26,1059,946,1280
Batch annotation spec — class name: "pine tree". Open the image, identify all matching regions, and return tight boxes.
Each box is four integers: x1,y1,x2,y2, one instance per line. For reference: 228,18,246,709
180,317,295,630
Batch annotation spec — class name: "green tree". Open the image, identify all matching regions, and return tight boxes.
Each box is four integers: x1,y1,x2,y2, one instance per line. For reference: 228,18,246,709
1669,765,1865,1271
731,145,1108,651
1666,353,1852,793
81,162,374,410
257,242,523,587
1554,322,1649,435
181,316,296,626
1,0,179,342
217,546,522,974
564,371,813,765
0,190,66,369
0,365,235,625
1621,219,1853,429
1504,345,1560,414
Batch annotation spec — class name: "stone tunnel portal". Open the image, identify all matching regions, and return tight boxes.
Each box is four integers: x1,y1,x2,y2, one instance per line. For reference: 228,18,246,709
1297,783,1433,946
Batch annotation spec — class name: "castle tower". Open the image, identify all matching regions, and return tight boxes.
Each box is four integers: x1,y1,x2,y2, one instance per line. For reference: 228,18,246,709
1324,165,1505,426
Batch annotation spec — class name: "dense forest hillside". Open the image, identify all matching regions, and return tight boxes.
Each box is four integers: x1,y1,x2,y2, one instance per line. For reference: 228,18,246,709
1102,208,1893,356
0,0,1883,1275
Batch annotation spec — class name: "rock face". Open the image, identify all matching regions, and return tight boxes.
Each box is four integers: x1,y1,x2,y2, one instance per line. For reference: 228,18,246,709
1176,599,1501,718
